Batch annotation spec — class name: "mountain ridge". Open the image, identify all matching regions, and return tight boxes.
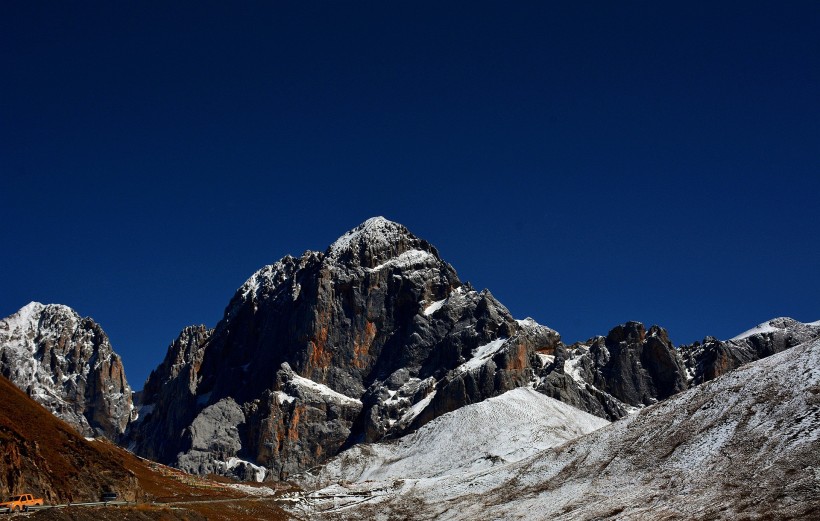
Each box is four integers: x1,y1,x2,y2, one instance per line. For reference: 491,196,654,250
2,217,818,486
295,334,820,520
122,217,820,481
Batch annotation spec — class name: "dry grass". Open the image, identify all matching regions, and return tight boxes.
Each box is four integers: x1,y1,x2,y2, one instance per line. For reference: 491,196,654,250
0,376,136,502
1,375,296,519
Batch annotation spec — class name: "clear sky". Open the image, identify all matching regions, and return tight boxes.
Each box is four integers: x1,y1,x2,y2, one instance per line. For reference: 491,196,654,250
2,2,818,389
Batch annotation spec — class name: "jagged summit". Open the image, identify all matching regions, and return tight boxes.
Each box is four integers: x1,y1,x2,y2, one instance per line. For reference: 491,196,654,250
235,218,442,306
328,216,408,255
231,217,448,315
8,301,73,325
0,302,134,439
326,216,440,269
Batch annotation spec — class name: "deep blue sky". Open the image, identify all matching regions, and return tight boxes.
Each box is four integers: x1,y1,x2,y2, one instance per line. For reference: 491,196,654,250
2,2,818,389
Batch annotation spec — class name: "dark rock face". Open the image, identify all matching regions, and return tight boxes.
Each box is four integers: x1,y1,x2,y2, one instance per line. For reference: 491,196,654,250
592,323,688,405
243,363,364,480
681,318,820,385
535,322,690,420
126,218,564,480
0,302,135,439
129,325,212,462
536,369,628,420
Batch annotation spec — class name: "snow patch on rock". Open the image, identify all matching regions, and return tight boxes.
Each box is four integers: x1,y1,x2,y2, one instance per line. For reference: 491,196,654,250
369,249,435,272
423,298,447,316
290,372,362,405
455,338,507,374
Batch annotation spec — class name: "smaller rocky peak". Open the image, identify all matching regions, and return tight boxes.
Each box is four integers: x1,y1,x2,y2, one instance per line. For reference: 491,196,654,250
0,302,134,439
2,302,77,336
515,317,561,340
325,217,439,269
766,317,802,329
142,324,212,399
2,301,44,328
19,300,45,314
237,253,309,300
729,318,781,341
605,321,647,347
646,325,672,345
681,317,820,387
225,250,325,320
166,325,212,368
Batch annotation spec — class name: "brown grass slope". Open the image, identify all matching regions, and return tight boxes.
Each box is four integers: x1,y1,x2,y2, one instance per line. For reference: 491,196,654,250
0,374,138,502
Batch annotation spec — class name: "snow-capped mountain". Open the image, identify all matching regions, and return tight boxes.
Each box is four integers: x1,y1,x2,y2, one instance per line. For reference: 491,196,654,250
129,217,568,480
0,302,135,439
293,334,820,520
125,217,820,482
4,218,817,489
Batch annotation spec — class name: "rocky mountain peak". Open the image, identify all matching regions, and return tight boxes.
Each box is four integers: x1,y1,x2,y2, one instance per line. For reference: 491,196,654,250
128,219,820,484
326,216,439,269
0,302,134,439
127,218,565,479
605,321,647,346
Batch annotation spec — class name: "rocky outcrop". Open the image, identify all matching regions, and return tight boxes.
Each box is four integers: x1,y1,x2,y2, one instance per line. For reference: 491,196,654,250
0,302,135,439
533,322,689,420
244,363,364,480
537,318,820,421
128,325,212,462
680,317,820,384
176,398,246,476
582,322,688,405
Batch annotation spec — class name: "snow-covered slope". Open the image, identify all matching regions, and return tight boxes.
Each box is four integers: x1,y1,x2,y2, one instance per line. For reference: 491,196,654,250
0,302,134,438
301,387,608,488
295,336,820,520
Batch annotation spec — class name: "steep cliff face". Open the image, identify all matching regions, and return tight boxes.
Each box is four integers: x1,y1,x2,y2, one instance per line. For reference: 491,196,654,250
0,302,135,439
127,325,212,462
128,218,565,479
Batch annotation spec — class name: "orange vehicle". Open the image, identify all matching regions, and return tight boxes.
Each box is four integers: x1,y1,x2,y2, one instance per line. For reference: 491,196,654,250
0,494,44,512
